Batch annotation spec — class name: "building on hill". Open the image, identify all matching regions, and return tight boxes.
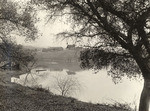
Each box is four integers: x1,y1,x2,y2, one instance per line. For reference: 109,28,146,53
66,44,75,50
66,44,83,50
75,47,83,50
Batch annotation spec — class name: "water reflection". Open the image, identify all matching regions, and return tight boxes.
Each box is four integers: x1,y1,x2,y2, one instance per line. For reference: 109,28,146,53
11,69,143,108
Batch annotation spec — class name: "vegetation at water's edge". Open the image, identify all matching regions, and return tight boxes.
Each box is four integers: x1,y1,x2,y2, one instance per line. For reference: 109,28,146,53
0,82,133,111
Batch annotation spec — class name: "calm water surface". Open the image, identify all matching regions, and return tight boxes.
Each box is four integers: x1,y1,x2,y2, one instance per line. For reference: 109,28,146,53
11,68,143,108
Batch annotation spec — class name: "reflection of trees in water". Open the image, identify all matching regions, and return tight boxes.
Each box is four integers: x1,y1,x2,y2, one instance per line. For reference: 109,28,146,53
15,69,81,96
23,73,38,86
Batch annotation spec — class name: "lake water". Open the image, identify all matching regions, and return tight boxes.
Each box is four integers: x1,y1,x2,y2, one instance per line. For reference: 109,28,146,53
11,68,144,109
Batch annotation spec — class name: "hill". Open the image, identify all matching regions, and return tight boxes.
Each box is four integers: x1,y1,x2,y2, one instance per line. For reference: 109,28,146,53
36,49,82,71
0,83,131,111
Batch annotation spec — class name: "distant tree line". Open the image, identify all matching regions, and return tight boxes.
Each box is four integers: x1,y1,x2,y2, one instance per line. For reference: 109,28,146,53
42,47,63,52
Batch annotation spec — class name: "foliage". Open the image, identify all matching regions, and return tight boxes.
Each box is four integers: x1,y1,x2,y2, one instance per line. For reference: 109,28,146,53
0,0,38,40
0,0,38,71
0,41,37,71
80,48,141,83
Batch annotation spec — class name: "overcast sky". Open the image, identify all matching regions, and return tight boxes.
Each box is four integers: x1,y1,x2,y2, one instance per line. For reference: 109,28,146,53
11,0,71,48
16,11,71,48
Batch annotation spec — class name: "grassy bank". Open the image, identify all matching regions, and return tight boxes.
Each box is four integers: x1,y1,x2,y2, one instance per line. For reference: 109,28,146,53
0,82,132,111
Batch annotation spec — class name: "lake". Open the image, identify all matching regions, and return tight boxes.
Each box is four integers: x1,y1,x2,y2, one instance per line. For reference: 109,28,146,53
11,68,144,109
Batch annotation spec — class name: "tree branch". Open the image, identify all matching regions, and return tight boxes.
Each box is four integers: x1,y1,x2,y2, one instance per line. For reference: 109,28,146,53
98,0,134,26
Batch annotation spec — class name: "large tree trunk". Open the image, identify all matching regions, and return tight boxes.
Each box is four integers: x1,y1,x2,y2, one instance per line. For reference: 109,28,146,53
139,79,150,111
131,51,150,111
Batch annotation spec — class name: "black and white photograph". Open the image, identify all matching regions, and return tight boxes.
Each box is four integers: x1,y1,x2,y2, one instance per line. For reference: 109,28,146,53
0,0,150,111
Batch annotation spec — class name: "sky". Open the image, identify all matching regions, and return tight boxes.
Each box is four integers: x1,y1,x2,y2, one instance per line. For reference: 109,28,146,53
16,10,72,48
11,0,72,48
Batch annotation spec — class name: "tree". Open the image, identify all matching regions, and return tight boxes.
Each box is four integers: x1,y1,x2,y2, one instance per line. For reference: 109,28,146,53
17,48,37,86
0,0,38,40
52,74,80,96
0,0,38,70
32,0,150,111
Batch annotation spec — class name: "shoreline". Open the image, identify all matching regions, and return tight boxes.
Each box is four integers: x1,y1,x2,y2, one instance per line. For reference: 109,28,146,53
0,82,131,111
0,71,132,111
